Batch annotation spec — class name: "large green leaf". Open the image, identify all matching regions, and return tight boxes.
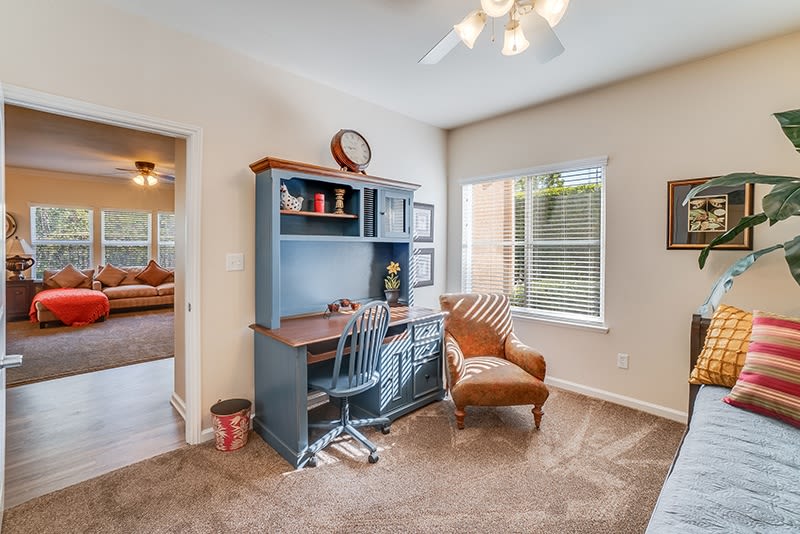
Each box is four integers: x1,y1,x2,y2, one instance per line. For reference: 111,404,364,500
784,235,800,286
763,181,800,223
682,173,799,205
775,109,800,153
698,212,768,268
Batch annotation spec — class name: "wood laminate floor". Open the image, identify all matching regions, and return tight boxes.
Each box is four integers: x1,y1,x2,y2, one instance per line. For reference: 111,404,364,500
4,358,185,509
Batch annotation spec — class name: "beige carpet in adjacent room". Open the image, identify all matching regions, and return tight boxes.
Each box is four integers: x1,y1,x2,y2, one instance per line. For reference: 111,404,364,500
5,308,174,387
3,388,684,533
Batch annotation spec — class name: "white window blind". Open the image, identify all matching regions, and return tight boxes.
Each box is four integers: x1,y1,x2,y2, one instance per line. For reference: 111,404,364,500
30,206,93,279
462,163,604,324
158,212,176,269
101,209,151,267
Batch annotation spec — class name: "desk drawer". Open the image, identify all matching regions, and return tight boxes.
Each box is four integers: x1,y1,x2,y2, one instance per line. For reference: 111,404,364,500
413,319,441,342
413,358,441,399
414,339,440,361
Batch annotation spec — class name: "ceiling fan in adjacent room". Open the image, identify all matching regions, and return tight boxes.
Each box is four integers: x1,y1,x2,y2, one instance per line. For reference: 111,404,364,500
115,161,175,186
419,0,569,64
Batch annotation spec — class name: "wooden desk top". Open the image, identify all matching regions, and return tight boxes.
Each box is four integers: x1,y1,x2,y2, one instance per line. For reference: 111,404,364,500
250,306,442,348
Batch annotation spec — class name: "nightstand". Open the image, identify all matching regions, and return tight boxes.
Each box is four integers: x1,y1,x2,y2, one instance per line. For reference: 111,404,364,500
6,279,35,321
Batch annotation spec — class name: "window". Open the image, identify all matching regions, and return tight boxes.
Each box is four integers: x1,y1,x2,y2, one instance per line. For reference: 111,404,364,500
101,209,151,267
30,206,93,279
157,212,176,269
462,160,605,326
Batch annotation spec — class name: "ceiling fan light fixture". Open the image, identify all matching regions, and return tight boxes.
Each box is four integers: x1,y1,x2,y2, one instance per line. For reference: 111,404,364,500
480,0,515,18
146,175,158,186
502,19,529,56
534,0,570,27
133,174,146,186
454,10,488,49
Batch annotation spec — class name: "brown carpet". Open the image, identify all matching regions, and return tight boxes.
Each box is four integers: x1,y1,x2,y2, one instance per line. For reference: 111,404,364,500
5,308,174,387
3,388,684,533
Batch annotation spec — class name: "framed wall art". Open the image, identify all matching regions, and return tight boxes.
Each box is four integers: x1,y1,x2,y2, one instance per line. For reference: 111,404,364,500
667,177,754,250
413,248,434,287
413,202,434,243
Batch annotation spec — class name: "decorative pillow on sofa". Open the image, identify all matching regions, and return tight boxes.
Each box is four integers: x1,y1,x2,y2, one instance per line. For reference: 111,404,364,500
689,304,752,387
95,263,128,287
48,264,90,288
135,260,172,286
724,310,800,428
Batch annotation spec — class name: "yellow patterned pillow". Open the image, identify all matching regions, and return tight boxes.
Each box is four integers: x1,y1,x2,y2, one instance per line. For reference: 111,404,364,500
689,304,752,387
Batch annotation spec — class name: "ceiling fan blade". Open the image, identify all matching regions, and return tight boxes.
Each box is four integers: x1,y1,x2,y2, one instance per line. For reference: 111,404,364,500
115,167,137,172
418,29,461,65
523,12,565,63
154,171,175,181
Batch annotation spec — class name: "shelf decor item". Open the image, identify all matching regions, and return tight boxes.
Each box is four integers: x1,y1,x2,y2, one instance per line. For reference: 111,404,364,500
334,188,346,214
330,129,371,173
280,183,304,211
384,260,401,304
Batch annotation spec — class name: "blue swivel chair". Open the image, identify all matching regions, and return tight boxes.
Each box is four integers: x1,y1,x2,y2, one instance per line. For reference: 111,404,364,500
305,301,391,466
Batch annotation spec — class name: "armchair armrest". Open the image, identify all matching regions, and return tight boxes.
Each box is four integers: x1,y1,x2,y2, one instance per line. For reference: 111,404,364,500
92,280,102,291
504,332,546,381
444,333,465,388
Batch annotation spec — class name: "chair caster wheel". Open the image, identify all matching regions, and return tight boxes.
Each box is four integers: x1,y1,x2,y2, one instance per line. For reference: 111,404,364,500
368,453,379,464
381,425,391,435
306,456,317,468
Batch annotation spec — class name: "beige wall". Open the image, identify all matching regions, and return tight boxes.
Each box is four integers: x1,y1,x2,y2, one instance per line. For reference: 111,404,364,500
447,32,800,415
0,1,448,430
6,167,175,277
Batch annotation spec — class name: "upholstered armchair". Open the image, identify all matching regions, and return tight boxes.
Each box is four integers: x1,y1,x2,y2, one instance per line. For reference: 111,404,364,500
439,293,549,430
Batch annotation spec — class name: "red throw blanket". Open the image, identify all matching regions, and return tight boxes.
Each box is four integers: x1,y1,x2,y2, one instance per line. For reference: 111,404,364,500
30,288,110,326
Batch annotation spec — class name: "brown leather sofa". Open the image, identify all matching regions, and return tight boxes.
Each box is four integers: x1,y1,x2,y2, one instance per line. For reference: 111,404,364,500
439,293,549,430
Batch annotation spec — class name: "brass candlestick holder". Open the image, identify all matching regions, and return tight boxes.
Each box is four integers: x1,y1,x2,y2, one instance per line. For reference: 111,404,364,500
334,188,345,215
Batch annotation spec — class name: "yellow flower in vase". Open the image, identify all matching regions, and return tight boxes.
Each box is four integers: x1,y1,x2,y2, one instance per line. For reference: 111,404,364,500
384,261,401,290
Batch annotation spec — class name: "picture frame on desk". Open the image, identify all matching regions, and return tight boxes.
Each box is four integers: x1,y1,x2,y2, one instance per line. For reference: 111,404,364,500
413,203,434,243
413,248,434,288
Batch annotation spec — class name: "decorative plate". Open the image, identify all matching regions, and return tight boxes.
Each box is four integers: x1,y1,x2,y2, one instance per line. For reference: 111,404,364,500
5,213,17,239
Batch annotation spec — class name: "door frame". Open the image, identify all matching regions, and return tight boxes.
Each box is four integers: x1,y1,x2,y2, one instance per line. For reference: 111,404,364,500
3,84,204,444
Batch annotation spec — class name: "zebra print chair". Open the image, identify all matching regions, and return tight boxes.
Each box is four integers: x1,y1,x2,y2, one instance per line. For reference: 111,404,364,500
439,293,549,430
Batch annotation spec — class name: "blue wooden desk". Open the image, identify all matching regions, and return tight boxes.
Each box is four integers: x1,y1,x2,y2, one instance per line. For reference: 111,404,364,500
249,305,444,468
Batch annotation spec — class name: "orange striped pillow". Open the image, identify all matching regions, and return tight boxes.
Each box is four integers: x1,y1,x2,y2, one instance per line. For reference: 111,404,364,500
724,310,800,428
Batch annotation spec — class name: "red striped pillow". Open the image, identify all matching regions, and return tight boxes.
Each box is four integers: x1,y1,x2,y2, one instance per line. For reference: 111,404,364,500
724,310,800,428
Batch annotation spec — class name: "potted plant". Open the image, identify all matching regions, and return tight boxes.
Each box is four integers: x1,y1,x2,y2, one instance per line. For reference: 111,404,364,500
384,261,401,305
684,109,800,315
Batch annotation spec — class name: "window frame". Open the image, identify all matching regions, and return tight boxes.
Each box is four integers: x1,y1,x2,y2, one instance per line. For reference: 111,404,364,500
460,157,608,331
100,208,152,267
29,204,94,276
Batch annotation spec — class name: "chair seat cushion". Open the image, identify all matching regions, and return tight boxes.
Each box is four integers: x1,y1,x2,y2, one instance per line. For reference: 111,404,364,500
451,356,548,408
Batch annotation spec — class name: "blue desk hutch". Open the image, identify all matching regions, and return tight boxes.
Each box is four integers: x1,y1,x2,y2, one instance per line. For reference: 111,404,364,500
249,157,445,468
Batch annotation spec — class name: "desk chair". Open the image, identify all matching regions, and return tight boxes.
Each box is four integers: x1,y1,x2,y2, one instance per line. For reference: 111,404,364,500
305,301,391,467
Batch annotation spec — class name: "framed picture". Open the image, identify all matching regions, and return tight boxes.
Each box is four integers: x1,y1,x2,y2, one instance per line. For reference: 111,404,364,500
667,177,754,250
413,248,434,287
413,202,434,243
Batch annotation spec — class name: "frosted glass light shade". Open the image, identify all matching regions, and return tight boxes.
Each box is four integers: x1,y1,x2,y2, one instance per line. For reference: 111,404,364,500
534,0,570,26
480,0,514,18
133,174,146,186
502,20,529,56
146,175,158,186
454,10,488,49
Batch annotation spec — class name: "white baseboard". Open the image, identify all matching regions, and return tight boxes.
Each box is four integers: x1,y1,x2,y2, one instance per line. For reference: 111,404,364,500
170,392,187,420
545,376,687,424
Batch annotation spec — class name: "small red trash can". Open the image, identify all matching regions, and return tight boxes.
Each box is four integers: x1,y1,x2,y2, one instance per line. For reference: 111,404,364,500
210,398,251,452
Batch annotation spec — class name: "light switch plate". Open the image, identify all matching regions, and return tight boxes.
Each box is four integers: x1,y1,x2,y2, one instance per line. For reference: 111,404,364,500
226,253,244,271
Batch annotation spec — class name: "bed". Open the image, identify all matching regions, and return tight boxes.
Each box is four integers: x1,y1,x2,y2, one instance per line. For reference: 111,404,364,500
646,315,800,533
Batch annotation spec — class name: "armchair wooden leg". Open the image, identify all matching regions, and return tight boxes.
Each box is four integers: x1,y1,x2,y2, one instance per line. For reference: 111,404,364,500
532,405,543,429
455,407,466,430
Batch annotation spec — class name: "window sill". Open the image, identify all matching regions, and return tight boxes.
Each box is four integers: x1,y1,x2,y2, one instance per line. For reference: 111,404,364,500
512,312,609,334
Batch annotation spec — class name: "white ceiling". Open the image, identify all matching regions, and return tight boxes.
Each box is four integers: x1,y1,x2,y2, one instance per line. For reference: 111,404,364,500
98,0,800,129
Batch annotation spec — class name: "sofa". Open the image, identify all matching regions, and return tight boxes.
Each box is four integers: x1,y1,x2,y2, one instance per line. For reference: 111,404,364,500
34,264,174,324
646,313,800,532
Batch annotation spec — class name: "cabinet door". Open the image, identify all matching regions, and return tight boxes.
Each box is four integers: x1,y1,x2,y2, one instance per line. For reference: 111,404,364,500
378,345,411,413
379,189,412,239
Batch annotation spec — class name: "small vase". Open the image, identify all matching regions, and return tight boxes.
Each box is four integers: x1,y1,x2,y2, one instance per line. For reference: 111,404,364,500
384,289,400,306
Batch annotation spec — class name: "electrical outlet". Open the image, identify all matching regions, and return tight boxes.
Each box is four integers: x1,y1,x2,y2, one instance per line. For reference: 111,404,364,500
226,253,245,272
617,353,629,369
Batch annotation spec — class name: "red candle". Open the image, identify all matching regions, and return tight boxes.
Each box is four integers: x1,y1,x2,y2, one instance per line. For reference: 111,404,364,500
314,193,325,213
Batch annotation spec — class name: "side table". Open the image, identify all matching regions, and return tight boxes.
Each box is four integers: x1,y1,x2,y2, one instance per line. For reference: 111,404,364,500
7,279,35,321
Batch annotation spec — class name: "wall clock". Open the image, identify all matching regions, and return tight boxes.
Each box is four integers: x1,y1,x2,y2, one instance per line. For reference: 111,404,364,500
331,129,371,173
5,213,17,239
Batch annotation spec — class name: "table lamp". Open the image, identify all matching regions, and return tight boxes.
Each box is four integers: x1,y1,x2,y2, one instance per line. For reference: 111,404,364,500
6,237,35,280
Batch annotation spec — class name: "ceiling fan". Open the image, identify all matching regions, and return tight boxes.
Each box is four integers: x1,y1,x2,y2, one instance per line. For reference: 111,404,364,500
419,0,569,65
115,161,175,186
